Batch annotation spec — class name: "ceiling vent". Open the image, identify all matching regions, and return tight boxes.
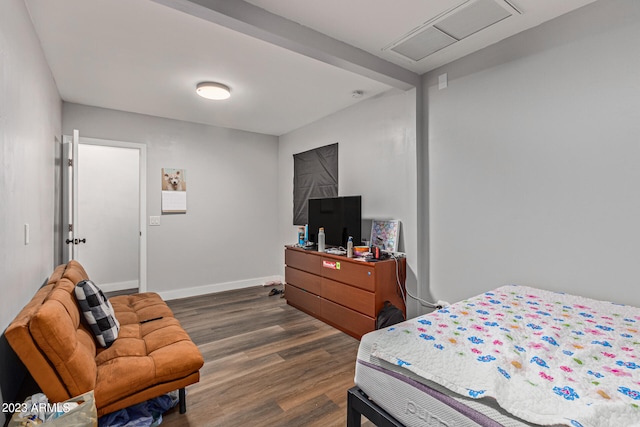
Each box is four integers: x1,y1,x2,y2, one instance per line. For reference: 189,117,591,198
386,0,521,62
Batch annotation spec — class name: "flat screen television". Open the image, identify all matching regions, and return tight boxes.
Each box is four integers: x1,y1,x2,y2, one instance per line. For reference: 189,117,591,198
307,196,361,248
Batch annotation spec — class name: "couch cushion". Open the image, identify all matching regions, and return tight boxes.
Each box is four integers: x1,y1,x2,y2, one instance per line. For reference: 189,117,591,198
61,260,91,286
6,262,95,403
75,280,120,348
30,285,98,398
93,293,204,408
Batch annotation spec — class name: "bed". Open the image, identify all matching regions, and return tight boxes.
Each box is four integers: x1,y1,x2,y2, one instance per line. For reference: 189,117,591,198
349,285,640,427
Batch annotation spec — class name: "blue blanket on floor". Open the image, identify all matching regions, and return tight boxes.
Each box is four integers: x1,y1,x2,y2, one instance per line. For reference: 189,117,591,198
98,393,178,427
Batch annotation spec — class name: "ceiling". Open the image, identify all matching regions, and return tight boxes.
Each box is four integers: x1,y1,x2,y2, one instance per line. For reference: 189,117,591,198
24,0,597,136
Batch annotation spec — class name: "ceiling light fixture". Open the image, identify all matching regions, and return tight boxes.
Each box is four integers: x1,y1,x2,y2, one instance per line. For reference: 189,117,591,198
196,82,231,100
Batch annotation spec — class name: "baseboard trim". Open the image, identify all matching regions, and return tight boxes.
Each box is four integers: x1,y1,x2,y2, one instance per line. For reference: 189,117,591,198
157,275,284,301
99,280,139,292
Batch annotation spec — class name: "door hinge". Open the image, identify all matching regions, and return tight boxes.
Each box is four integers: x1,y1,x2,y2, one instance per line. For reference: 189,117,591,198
68,224,73,232
68,159,73,167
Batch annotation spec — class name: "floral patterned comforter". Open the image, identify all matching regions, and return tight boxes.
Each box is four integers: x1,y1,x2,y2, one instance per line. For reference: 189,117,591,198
370,285,640,427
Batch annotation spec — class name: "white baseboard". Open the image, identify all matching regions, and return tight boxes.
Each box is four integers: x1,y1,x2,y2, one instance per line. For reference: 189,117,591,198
99,280,139,292
157,275,284,301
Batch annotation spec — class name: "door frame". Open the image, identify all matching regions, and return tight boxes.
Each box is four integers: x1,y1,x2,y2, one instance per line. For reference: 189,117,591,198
63,134,148,292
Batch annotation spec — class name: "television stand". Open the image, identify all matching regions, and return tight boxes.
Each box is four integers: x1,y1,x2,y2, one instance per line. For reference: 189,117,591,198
284,246,406,339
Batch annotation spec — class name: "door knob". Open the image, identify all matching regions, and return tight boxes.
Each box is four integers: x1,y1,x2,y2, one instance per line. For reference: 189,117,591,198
66,238,87,245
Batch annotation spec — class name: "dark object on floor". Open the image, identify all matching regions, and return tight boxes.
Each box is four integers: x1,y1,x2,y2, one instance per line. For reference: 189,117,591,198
376,301,405,329
98,391,178,427
268,288,283,296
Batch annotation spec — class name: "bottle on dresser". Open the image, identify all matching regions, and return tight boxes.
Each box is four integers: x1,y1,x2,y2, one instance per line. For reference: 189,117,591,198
317,227,325,252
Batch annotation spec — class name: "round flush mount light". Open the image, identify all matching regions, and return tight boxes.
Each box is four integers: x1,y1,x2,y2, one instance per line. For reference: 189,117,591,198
196,82,231,100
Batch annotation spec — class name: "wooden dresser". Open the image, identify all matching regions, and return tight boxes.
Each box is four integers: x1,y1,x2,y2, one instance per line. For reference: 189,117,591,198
284,246,406,339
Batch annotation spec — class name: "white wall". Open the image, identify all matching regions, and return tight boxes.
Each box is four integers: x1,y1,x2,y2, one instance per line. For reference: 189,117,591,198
0,0,61,328
0,0,61,420
425,0,640,307
62,103,280,298
278,89,420,316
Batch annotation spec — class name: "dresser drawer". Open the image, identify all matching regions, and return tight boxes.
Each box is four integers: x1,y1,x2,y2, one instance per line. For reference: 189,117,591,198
321,298,375,339
285,284,321,316
321,278,375,317
285,248,321,275
285,266,321,295
320,257,375,292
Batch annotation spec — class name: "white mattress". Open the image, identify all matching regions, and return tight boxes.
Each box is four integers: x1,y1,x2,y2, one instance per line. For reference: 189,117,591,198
356,330,565,427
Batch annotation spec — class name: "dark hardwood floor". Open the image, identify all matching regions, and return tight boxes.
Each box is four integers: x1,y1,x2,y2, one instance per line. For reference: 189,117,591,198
159,285,374,427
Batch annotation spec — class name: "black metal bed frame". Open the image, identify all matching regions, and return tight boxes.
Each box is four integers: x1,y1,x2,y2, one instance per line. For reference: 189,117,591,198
347,387,405,427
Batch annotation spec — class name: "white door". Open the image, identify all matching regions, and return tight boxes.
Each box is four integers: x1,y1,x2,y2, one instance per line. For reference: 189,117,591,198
62,131,147,292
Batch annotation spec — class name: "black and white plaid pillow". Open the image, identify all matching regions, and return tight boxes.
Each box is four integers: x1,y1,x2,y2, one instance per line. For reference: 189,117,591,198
75,280,120,348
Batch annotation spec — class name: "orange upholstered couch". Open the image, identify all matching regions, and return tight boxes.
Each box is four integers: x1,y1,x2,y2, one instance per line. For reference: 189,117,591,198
6,260,204,416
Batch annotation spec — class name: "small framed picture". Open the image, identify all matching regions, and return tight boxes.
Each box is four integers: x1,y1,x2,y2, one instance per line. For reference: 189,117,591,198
162,168,186,192
370,220,400,252
161,168,187,213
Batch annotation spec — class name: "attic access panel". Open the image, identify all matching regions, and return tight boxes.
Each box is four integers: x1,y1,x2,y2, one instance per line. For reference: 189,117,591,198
435,0,512,40
391,27,457,62
387,0,518,62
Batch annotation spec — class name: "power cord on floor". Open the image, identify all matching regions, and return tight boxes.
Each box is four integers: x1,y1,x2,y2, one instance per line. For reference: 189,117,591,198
390,254,443,310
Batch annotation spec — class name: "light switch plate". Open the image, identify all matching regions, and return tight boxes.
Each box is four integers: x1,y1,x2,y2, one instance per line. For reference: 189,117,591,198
149,216,161,226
